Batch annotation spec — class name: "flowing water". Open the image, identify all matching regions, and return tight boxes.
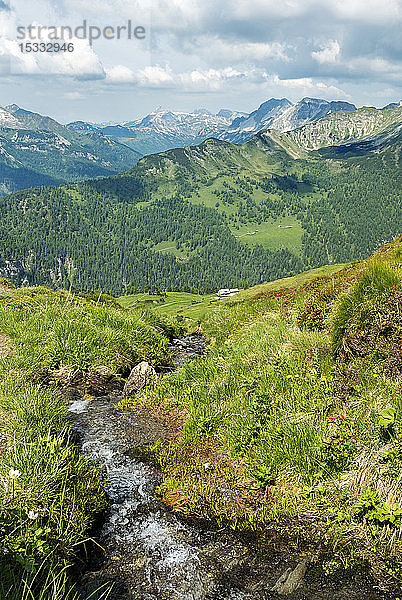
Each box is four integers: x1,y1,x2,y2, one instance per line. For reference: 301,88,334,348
68,335,390,600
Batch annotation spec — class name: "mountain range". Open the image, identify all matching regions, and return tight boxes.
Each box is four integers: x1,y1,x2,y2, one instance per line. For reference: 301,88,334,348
0,102,400,293
94,108,245,156
1,97,399,196
218,97,357,144
0,105,141,196
94,98,359,154
261,103,402,157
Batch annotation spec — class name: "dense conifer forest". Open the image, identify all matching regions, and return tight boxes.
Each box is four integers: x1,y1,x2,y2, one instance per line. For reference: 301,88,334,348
0,126,400,293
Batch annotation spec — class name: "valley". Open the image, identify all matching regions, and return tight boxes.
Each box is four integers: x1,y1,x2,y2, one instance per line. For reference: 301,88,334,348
119,290,217,320
1,0,401,597
0,94,401,600
0,102,400,295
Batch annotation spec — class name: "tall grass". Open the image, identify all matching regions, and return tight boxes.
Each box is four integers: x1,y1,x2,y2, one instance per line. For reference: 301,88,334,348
0,289,178,377
0,382,107,597
331,262,401,353
139,241,402,584
2,564,112,600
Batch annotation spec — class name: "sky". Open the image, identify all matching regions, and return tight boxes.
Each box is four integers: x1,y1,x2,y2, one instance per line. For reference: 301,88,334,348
0,0,402,123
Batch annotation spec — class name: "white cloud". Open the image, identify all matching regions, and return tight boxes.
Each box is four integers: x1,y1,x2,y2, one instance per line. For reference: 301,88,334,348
271,74,348,98
332,0,402,23
194,38,291,65
135,65,175,87
0,17,105,79
312,40,340,64
372,87,397,98
232,0,312,20
2,0,402,116
105,64,136,83
232,0,402,24
1,38,105,78
148,0,206,30
344,56,402,81
102,63,349,100
103,63,246,90
64,91,85,99
133,65,244,91
181,67,244,90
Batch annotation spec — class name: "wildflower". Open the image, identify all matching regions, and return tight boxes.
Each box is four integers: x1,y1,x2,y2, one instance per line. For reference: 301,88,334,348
9,469,21,480
286,374,292,379
372,373,379,378
203,462,211,470
27,510,39,520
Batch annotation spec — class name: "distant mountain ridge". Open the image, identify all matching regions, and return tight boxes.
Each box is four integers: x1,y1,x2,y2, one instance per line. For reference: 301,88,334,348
0,105,141,196
219,98,357,144
96,108,246,156
1,97,401,195
93,97,360,154
260,103,402,158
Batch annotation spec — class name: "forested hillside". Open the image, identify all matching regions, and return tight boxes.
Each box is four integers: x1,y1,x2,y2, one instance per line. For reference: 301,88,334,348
0,105,401,294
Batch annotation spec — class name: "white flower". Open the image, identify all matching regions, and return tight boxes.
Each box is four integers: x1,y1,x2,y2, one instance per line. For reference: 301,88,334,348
203,462,211,470
9,469,21,480
27,510,39,520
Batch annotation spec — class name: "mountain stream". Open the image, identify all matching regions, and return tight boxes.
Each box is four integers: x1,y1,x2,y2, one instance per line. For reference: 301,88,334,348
68,335,390,600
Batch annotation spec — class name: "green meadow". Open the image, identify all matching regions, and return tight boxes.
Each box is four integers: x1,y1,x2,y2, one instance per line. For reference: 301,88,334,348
119,290,217,320
0,237,401,597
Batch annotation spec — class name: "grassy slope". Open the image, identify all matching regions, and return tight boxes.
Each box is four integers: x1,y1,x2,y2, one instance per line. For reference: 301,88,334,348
233,216,303,253
0,285,181,599
134,237,402,589
118,265,347,322
232,263,348,300
119,290,217,321
0,237,401,595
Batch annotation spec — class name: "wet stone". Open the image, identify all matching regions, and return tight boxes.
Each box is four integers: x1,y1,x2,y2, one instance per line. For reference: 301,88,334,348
169,334,207,369
123,362,157,398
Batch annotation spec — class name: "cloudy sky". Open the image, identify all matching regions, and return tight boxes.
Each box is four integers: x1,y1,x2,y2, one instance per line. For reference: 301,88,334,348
0,0,401,123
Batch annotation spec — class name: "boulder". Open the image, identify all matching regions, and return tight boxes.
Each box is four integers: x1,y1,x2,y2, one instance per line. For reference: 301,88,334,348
123,362,157,397
271,558,309,594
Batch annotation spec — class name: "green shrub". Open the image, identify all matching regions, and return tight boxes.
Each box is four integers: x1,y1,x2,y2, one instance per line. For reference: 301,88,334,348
355,488,402,528
331,263,401,360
